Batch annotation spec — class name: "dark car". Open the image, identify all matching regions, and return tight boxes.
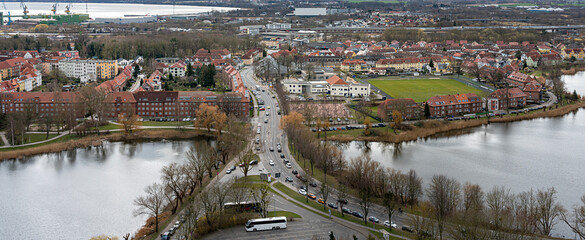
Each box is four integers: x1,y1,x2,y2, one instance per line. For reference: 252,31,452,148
295,173,301,179
285,176,293,182
292,170,298,175
337,198,348,205
280,154,285,158
161,232,171,240
300,185,306,190
309,182,317,188
368,216,379,223
328,202,338,209
352,211,364,219
342,207,352,214
402,225,414,232
249,160,258,165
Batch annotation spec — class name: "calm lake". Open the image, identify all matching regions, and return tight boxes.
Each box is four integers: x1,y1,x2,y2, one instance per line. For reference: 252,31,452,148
1,2,236,18
337,72,585,238
0,140,205,239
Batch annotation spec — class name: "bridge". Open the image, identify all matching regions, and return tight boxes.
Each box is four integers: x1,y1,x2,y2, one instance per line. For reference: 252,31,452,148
304,25,585,34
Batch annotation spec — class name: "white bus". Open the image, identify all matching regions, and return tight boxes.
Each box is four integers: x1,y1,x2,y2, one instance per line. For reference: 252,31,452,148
245,216,287,232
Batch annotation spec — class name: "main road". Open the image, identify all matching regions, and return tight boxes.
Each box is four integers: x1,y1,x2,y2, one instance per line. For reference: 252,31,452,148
238,66,413,231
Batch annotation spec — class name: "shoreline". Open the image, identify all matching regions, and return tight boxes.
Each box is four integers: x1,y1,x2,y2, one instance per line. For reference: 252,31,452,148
328,101,585,143
0,130,213,161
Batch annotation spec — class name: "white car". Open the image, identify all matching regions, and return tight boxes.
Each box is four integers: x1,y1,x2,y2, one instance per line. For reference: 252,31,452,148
298,189,307,195
383,220,397,228
269,160,274,166
286,163,292,168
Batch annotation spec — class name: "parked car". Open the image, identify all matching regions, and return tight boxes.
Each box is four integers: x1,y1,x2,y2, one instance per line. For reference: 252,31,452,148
342,207,352,214
160,231,171,240
368,216,379,223
352,211,364,219
226,169,232,174
292,170,298,175
402,225,414,232
308,193,317,200
168,226,176,235
309,182,317,187
249,160,258,165
337,198,348,205
317,198,326,204
300,185,306,190
328,202,338,209
269,160,274,166
298,189,307,195
295,173,301,179
286,163,292,168
174,221,180,228
280,154,285,158
269,147,274,152
285,176,293,182
384,221,397,228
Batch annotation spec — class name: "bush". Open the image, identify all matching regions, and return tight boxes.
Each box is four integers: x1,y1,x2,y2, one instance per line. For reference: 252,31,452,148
194,211,257,237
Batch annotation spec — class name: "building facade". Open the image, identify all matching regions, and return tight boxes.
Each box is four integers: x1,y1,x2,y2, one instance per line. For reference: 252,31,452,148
426,93,483,117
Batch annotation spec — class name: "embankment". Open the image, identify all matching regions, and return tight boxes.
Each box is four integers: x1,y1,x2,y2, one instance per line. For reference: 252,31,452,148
329,101,585,143
0,130,213,161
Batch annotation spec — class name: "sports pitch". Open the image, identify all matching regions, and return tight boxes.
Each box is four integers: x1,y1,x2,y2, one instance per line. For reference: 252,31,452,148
368,78,486,102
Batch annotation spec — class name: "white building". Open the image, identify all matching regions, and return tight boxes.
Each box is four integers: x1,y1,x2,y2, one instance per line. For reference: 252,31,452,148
240,25,264,35
58,59,97,82
294,8,327,17
282,75,370,98
266,23,292,30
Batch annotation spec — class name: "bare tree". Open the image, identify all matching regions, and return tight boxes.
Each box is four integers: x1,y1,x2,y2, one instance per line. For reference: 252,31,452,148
238,151,256,178
133,182,167,233
161,162,188,214
406,169,423,205
535,187,562,236
486,186,514,231
250,184,272,218
561,194,585,240
185,146,207,187
347,155,379,225
178,200,201,240
214,182,230,212
337,183,349,217
426,174,461,240
198,188,218,226
549,69,566,101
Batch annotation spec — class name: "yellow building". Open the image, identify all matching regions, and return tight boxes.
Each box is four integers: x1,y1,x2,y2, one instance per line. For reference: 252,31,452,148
562,48,585,60
0,68,11,81
95,60,118,80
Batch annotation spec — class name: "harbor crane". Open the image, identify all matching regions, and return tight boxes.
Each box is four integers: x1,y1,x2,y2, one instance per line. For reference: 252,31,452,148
20,0,28,18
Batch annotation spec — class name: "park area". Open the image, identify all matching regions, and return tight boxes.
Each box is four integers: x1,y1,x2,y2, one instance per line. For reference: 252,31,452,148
368,78,486,102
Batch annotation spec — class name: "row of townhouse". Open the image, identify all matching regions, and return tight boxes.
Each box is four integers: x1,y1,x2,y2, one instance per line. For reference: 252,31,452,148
282,75,371,98
1,91,250,120
426,93,483,118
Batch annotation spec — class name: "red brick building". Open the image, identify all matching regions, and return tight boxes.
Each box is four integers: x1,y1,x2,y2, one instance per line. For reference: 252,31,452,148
378,98,420,120
522,81,543,103
426,93,483,117
487,88,527,111
0,92,85,118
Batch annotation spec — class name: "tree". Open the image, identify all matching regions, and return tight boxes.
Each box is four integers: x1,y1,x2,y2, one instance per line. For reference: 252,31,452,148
346,155,380,225
198,188,218,226
535,187,562,236
391,110,402,129
279,111,305,130
424,103,431,119
238,151,256,178
549,69,566,100
161,162,188,214
486,186,513,230
515,50,523,60
80,86,107,132
561,194,585,240
195,104,219,133
118,114,141,133
429,59,435,70
406,169,423,205
185,146,207,187
133,64,140,79
363,118,372,136
337,183,349,217
186,62,194,77
133,182,167,233
250,184,272,218
426,175,461,240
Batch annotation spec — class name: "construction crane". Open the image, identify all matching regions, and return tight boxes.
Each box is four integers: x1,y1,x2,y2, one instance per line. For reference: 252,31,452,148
20,0,28,18
51,1,58,15
2,0,12,25
65,2,71,15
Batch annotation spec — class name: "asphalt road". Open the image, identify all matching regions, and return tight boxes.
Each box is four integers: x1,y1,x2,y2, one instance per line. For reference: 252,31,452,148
202,193,365,240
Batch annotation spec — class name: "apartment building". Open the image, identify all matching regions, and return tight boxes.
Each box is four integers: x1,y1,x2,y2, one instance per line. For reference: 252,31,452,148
58,59,118,82
487,88,527,111
378,98,421,120
426,93,483,117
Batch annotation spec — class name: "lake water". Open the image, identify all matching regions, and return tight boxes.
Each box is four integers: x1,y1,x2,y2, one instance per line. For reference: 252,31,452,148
0,140,203,239
1,2,236,18
337,72,585,238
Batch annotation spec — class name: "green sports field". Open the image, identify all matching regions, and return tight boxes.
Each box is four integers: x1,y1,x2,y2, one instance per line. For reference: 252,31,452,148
368,78,486,102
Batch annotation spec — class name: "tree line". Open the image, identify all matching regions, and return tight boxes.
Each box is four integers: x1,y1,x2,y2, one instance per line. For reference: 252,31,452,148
280,110,585,239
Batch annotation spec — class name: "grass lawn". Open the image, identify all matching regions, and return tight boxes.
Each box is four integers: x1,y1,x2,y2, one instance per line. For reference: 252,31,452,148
1,135,76,151
368,78,485,102
23,133,59,144
267,210,302,219
140,121,193,127
98,123,121,130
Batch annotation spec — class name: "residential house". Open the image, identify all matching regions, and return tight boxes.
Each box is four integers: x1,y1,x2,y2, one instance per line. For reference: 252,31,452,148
522,81,543,103
506,71,535,88
340,59,369,72
169,61,186,77
105,92,137,119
